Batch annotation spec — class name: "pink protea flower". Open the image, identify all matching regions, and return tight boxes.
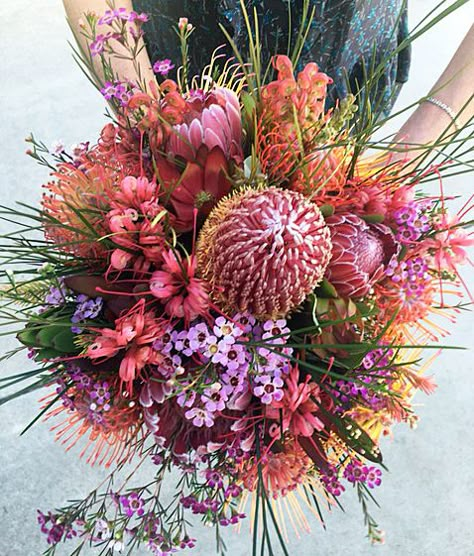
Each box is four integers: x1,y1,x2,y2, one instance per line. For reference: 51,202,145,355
197,187,332,319
86,300,164,387
265,365,324,437
150,249,209,322
325,213,399,298
156,147,232,232
167,87,243,164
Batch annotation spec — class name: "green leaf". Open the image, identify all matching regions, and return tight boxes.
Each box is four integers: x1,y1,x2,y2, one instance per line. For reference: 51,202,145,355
320,204,335,217
38,325,65,348
322,408,383,464
361,214,385,223
316,279,339,299
53,329,78,353
35,347,63,361
17,327,38,347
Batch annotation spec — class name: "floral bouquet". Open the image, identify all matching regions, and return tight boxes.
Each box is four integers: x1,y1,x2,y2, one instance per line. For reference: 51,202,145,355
1,3,473,555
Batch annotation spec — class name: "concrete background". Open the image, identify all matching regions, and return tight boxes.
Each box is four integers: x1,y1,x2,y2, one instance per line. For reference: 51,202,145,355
0,1,473,555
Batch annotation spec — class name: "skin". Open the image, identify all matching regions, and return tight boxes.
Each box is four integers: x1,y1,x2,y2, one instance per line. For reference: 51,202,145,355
394,24,474,155
64,1,474,154
62,0,155,89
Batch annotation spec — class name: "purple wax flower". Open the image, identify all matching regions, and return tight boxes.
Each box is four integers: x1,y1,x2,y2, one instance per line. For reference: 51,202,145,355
45,279,69,306
253,374,284,404
184,407,215,428
201,383,228,413
343,460,369,484
71,295,104,332
187,322,211,351
119,492,145,517
153,59,175,75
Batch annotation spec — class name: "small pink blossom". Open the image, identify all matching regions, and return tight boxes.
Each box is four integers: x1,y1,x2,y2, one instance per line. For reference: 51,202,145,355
178,17,193,32
153,59,175,76
184,407,214,428
253,374,284,404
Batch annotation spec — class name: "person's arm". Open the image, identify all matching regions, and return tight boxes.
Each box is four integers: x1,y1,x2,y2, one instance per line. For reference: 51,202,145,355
395,24,474,151
63,0,155,90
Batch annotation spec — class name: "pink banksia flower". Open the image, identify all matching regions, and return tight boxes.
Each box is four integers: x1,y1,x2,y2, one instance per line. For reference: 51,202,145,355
325,213,399,298
197,187,332,319
150,249,209,322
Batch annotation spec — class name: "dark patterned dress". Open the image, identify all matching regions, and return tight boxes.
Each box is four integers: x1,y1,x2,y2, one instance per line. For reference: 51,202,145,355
134,0,411,116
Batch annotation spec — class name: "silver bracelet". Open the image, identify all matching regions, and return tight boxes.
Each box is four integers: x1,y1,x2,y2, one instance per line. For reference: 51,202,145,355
425,96,460,131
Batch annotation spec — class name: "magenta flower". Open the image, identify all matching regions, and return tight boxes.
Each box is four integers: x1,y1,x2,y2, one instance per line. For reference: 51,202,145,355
89,32,120,56
153,59,175,76
343,460,369,484
366,467,383,489
119,492,145,517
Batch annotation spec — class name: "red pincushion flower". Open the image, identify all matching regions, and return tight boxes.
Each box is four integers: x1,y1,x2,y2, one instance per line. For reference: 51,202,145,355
197,187,332,319
325,213,399,298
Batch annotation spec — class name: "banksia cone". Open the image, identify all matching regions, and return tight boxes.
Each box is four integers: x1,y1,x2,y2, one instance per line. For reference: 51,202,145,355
325,213,399,298
197,187,332,319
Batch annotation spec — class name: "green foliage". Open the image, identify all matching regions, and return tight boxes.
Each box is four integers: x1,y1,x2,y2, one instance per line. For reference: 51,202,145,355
17,306,82,362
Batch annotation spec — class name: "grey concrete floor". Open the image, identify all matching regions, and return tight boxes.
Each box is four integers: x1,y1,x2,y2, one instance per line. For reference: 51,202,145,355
0,1,473,555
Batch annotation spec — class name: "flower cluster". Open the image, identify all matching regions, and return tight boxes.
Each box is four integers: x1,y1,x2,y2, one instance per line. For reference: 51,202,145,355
101,80,137,106
37,511,77,545
2,10,472,556
392,201,431,244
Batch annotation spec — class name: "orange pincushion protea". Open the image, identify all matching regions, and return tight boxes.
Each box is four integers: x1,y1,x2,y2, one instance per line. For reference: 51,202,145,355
42,161,113,260
242,441,313,499
289,147,350,202
44,375,144,468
